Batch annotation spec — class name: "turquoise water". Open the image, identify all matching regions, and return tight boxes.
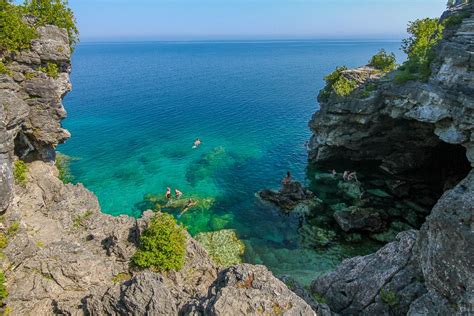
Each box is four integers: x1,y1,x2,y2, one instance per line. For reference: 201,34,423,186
60,40,405,285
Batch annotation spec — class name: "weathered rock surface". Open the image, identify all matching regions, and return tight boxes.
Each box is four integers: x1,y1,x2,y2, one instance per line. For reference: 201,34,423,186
333,206,387,233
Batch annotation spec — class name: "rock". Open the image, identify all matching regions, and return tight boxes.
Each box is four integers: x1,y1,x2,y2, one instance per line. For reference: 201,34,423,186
258,181,315,211
203,264,316,315
194,229,245,267
371,221,414,243
311,230,426,315
337,181,363,200
417,170,474,312
299,223,337,248
333,206,387,233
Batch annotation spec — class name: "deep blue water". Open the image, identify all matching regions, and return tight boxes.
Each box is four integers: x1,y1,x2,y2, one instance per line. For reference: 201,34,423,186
60,40,405,285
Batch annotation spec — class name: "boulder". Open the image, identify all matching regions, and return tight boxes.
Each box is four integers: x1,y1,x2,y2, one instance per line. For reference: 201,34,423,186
258,181,315,211
333,206,387,233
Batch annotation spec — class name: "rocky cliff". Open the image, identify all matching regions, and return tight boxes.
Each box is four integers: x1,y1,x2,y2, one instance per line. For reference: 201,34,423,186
0,25,322,315
309,3,473,315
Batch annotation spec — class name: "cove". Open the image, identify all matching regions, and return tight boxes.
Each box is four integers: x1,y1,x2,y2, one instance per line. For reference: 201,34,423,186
60,40,405,286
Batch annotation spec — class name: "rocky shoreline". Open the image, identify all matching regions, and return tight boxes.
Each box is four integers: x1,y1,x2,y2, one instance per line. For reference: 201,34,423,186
0,2,472,316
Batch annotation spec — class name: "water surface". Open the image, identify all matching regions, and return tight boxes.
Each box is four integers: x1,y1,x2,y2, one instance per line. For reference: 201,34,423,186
60,40,405,285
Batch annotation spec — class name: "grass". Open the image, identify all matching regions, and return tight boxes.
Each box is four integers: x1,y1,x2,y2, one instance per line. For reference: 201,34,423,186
0,234,7,250
37,62,59,79
444,11,470,27
112,272,132,283
0,61,12,77
0,271,7,306
55,153,74,184
7,222,19,237
312,292,327,304
13,161,27,187
73,210,94,228
380,289,399,306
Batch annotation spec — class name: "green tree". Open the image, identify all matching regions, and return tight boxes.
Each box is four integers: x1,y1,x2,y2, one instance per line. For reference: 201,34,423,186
132,213,186,271
402,18,444,65
369,49,397,72
0,0,37,52
24,0,79,47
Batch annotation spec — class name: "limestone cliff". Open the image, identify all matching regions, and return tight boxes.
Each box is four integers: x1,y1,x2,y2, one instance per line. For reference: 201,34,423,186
309,3,473,315
0,25,320,315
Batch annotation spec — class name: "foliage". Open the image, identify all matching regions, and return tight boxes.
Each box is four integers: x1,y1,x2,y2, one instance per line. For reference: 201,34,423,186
0,0,78,53
368,49,397,72
112,272,132,283
73,210,93,228
380,289,399,306
0,0,37,52
24,72,35,79
132,212,186,271
37,62,58,79
0,60,12,76
0,234,7,249
55,153,73,183
396,18,445,83
444,11,471,27
7,222,19,237
312,292,327,304
320,66,358,98
23,0,78,47
13,160,27,187
0,271,7,306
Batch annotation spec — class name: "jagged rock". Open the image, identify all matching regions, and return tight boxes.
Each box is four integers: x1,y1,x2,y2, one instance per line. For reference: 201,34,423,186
417,170,474,312
311,231,426,315
333,206,387,233
258,181,315,211
203,264,316,315
337,181,363,200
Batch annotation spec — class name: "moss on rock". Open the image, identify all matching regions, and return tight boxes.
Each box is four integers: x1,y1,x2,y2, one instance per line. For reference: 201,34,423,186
195,229,245,267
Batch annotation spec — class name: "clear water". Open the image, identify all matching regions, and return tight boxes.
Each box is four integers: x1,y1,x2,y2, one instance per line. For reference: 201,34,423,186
60,40,405,285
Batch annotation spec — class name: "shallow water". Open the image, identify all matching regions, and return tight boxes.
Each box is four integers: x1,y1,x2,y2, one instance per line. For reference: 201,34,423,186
60,40,405,286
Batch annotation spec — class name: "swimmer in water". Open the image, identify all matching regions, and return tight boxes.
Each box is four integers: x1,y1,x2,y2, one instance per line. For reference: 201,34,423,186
175,189,183,199
165,187,171,199
180,198,197,216
193,138,201,148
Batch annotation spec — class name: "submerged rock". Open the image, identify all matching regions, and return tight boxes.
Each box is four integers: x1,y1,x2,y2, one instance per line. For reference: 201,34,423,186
333,206,387,233
258,181,315,211
371,221,414,243
337,181,363,200
299,223,337,248
195,229,245,267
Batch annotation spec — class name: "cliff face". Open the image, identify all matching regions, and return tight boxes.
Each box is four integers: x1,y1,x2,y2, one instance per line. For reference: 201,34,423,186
309,3,473,315
0,26,321,315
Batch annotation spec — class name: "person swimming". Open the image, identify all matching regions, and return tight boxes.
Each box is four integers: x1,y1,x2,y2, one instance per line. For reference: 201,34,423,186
165,187,171,199
192,138,201,148
175,189,183,199
180,198,197,216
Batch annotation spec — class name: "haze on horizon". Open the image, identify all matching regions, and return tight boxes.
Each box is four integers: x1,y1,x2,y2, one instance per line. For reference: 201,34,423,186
71,0,447,41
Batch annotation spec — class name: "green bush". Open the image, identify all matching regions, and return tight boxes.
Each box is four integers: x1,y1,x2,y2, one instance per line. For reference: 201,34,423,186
132,212,186,271
0,271,7,306
38,62,58,79
24,0,78,47
369,49,397,72
320,66,358,98
7,221,19,237
380,289,399,306
0,0,37,52
13,161,27,187
0,233,7,249
0,60,12,76
396,18,445,84
0,0,78,53
444,11,471,27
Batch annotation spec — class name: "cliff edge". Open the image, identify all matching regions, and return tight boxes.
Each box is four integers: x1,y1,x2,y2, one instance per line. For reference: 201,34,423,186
308,3,473,315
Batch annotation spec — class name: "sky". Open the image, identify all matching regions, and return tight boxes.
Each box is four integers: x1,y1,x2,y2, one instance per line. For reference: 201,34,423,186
68,0,447,41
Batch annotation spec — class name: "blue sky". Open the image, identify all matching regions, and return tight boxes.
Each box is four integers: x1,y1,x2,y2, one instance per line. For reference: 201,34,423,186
69,0,447,41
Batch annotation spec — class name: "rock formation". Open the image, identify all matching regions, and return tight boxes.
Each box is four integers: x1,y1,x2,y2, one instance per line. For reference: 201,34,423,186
0,24,318,315
309,3,474,315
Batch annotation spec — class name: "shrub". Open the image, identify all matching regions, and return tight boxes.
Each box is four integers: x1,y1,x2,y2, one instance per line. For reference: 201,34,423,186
0,0,78,53
24,0,79,47
380,289,399,306
0,233,7,249
0,61,12,76
396,18,445,84
0,271,7,306
38,62,58,79
55,152,73,183
73,210,93,228
369,49,397,72
13,160,27,187
321,66,358,97
0,0,37,52
7,222,19,237
132,212,186,271
444,11,471,27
